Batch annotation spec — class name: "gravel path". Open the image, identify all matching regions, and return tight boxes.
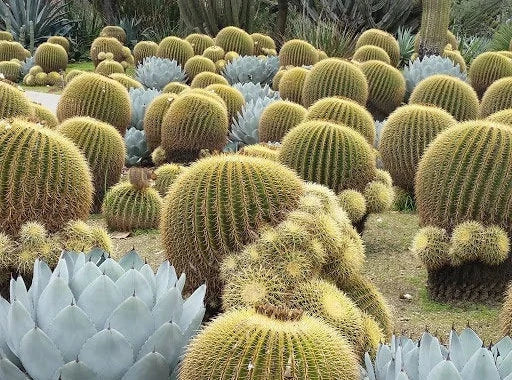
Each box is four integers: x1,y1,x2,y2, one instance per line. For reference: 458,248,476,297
25,91,60,114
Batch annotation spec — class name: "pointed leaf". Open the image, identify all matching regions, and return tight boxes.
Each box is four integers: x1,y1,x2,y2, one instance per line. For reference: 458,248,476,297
0,356,29,380
498,350,512,379
459,328,483,362
140,264,156,302
397,371,410,380
403,346,419,380
72,253,87,275
419,333,443,380
77,275,122,329
70,262,102,297
47,305,97,363
461,348,500,380
37,277,75,332
427,361,462,380
494,336,512,359
29,259,52,312
152,287,183,328
448,329,466,372
155,262,170,301
176,273,186,292
115,269,153,308
121,352,170,380
19,327,65,380
98,258,125,282
137,322,184,368
11,278,31,318
118,249,144,271
364,352,376,380
53,360,97,380
7,300,34,355
50,258,69,283
179,284,206,331
85,248,107,264
79,329,134,380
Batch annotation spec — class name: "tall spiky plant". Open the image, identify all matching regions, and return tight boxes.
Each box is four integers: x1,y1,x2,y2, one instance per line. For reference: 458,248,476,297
417,0,452,58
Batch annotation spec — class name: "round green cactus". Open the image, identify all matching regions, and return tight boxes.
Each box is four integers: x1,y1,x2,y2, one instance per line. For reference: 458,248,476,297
416,121,512,234
90,36,124,66
31,102,59,128
0,41,27,61
258,100,307,143
157,36,194,67
479,77,512,118
0,60,21,81
0,81,33,119
34,42,68,73
144,93,178,152
469,52,512,98
48,36,70,52
0,119,93,235
251,33,276,55
238,143,279,160
205,83,245,122
65,69,84,83
272,68,286,90
215,26,254,56
338,189,367,223
202,46,225,62
95,59,124,76
279,120,377,193
443,49,467,72
57,72,131,135
133,40,158,65
100,25,126,44
154,163,186,196
0,31,13,41
279,39,318,67
413,226,450,271
487,109,512,125
190,71,229,88
185,33,215,55
108,73,143,89
161,91,228,162
360,60,405,118
353,45,391,64
184,55,216,80
364,180,394,213
163,81,189,94
302,58,369,107
409,74,479,121
379,104,457,192
306,97,375,145
58,117,126,211
161,155,304,306
355,29,400,67
278,66,308,104
179,305,359,380
103,167,162,231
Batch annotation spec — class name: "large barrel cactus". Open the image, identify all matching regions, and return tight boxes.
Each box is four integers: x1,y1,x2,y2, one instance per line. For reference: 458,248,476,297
409,74,479,121
157,36,194,67
160,155,304,307
184,55,216,80
355,29,400,67
0,41,28,61
479,76,512,118
34,42,68,73
278,39,318,67
258,100,307,143
133,40,158,65
279,120,377,193
185,33,215,55
90,37,124,66
352,45,391,64
100,25,127,43
469,52,512,98
48,36,70,52
205,83,245,123
302,58,369,107
57,117,126,212
0,119,93,235
179,305,359,379
379,105,456,192
215,26,254,56
56,72,131,135
0,249,206,380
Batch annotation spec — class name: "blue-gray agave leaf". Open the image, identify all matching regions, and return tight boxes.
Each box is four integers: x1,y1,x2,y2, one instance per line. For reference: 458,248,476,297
427,361,462,380
21,56,35,77
135,57,186,90
54,360,97,379
232,82,280,103
223,55,280,85
0,354,28,380
129,87,161,130
121,352,171,380
403,55,467,99
125,127,150,167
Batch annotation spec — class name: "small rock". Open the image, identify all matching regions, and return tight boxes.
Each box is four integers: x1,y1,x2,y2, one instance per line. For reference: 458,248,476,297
400,293,413,301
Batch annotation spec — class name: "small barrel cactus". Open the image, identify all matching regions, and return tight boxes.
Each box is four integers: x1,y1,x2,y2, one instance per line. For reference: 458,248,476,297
302,58,369,107
190,71,228,88
0,60,21,81
352,45,391,64
109,73,143,89
100,25,127,43
90,36,124,66
0,30,13,41
258,100,307,143
95,59,125,76
184,55,216,80
479,76,512,118
163,81,189,94
0,81,33,118
154,163,187,196
143,93,178,152
278,66,309,104
487,108,512,125
57,72,131,135
355,29,400,67
31,102,59,128
0,41,28,61
103,168,162,231
202,46,225,62
279,39,318,67
215,26,254,56
34,42,68,73
409,74,479,121
185,33,215,55
157,36,194,67
48,35,70,52
469,51,512,98
133,40,158,65
0,119,93,235
205,83,245,122
251,33,276,55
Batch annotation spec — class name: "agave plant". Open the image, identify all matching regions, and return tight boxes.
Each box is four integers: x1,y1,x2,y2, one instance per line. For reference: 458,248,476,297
402,56,467,99
397,27,415,67
232,82,280,103
362,327,512,380
129,87,161,130
222,56,279,86
0,0,74,47
20,56,34,77
135,57,186,91
227,96,278,150
0,249,206,380
125,127,150,167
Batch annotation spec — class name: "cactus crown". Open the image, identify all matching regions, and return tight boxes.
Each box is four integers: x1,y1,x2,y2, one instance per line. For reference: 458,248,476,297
255,303,304,321
128,167,153,190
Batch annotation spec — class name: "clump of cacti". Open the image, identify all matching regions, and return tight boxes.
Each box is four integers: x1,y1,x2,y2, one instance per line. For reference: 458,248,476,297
305,97,375,145
278,66,309,104
379,104,456,192
180,304,359,380
251,32,276,55
215,26,254,56
161,155,304,307
353,45,391,64
205,83,245,122
479,76,512,117
409,74,479,121
279,39,318,67
360,60,405,119
355,29,400,66
56,72,131,135
0,119,93,235
160,91,228,162
34,42,68,73
279,120,377,193
258,100,307,143
103,167,162,231
157,36,194,66
302,58,369,107
57,117,125,211
90,36,124,66
133,40,158,64
469,51,512,98
184,55,216,80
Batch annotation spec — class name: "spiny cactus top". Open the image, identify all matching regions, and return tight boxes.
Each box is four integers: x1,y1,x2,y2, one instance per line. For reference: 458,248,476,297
469,51,512,98
279,39,318,67
157,36,194,67
416,121,512,234
0,249,206,380
0,119,93,235
479,76,512,118
215,26,254,56
353,45,391,65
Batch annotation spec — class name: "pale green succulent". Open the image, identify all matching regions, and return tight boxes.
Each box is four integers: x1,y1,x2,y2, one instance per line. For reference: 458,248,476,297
21,57,35,77
125,127,150,166
0,248,206,380
232,82,280,103
222,55,279,86
403,56,467,99
362,327,512,380
135,57,186,90
129,87,161,130
227,96,278,150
